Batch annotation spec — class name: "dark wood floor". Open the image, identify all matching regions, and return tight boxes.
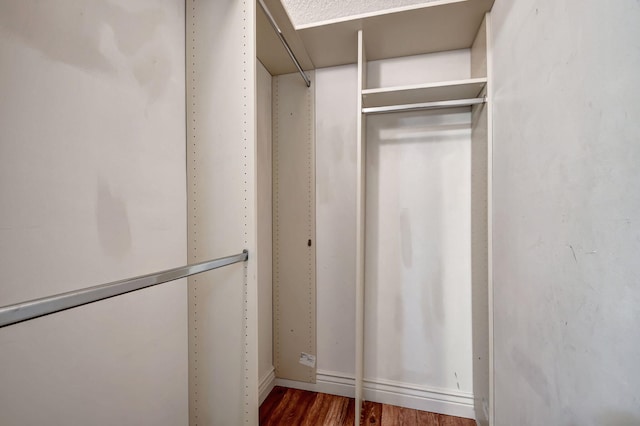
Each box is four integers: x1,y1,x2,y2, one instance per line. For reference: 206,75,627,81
260,386,476,426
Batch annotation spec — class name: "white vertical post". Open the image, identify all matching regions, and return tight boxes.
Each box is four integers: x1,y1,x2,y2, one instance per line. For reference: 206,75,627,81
485,11,495,426
355,29,367,426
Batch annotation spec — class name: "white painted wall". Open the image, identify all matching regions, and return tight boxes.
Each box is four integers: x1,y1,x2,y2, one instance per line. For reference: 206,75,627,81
367,49,470,88
491,0,640,424
0,1,187,424
364,107,473,395
316,64,358,377
257,60,274,399
313,52,475,416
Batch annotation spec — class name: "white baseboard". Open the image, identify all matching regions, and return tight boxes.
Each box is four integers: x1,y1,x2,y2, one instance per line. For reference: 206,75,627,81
259,367,276,405
363,377,475,419
276,370,475,420
275,370,355,398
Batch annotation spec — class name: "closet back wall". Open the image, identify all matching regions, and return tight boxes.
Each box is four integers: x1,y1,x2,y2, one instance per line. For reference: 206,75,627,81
0,1,187,425
316,64,358,379
311,50,475,416
364,106,472,395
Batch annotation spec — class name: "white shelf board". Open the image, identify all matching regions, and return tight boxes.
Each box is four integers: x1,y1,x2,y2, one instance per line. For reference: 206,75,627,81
296,0,494,69
361,78,487,108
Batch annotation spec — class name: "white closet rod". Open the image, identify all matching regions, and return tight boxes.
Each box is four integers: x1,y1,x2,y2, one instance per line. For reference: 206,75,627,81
362,97,486,114
258,0,311,87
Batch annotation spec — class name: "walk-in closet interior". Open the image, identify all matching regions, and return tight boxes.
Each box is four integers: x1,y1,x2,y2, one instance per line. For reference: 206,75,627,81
257,0,493,424
1,0,639,425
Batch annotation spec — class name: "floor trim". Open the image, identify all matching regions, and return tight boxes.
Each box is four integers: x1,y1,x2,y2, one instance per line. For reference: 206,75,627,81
259,367,276,405
275,370,475,419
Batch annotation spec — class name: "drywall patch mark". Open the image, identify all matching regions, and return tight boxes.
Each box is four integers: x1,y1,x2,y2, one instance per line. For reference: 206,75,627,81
132,53,172,103
330,126,345,163
0,1,112,73
400,208,413,268
597,410,640,426
511,346,551,406
96,178,131,258
429,268,445,325
0,0,165,76
108,7,164,57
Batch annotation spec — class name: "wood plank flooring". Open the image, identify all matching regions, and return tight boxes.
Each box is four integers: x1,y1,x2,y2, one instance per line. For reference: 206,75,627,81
260,386,476,426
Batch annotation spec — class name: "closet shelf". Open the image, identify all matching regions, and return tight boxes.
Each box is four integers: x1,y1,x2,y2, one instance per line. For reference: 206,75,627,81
361,78,487,108
296,0,495,69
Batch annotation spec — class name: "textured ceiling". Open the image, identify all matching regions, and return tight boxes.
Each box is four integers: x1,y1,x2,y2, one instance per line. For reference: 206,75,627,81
281,0,440,27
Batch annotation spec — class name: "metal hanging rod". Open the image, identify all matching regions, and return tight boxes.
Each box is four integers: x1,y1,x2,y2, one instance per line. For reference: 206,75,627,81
258,0,311,87
362,97,486,115
0,250,249,328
